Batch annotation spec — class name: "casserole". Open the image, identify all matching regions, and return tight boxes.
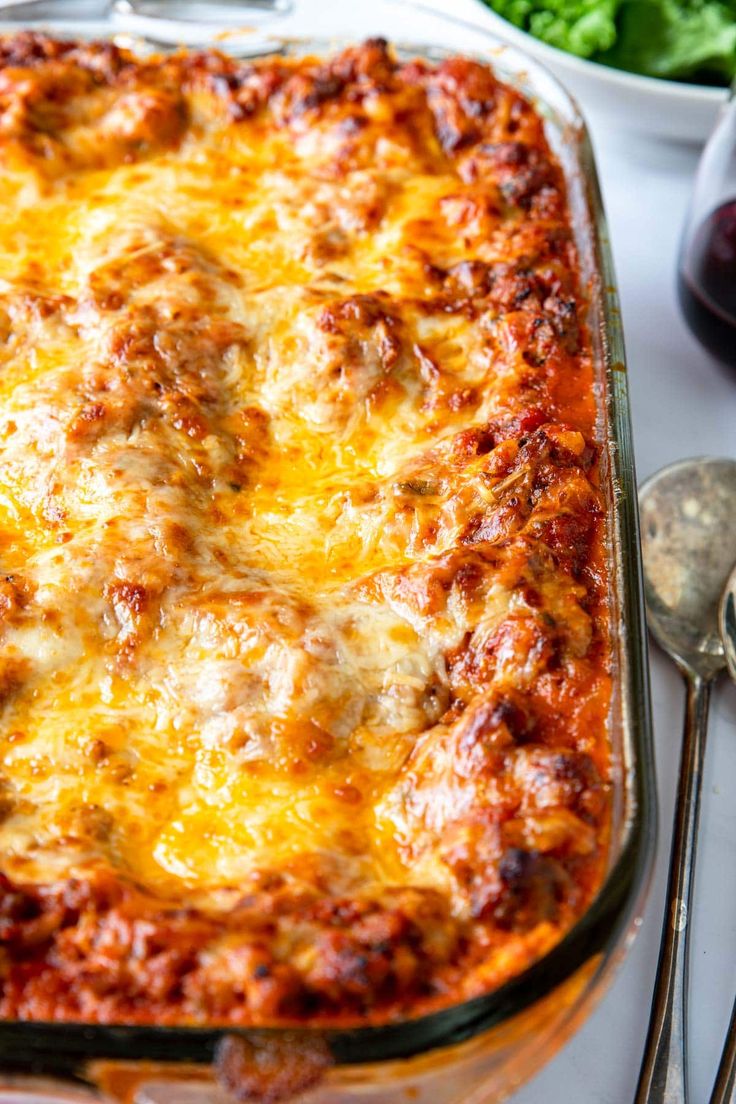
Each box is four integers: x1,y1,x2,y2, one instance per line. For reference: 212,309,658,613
0,22,655,1104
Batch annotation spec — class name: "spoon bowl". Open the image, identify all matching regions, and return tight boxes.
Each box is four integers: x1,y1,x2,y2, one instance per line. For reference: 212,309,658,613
639,457,736,679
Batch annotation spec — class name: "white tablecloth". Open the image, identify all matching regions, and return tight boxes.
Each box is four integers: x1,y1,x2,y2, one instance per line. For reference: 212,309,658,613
197,1,736,1098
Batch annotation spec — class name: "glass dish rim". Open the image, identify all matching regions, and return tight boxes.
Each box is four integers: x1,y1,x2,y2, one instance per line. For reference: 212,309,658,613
0,18,657,1076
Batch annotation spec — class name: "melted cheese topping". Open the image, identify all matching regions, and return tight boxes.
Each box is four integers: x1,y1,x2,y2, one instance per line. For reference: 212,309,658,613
0,36,612,1025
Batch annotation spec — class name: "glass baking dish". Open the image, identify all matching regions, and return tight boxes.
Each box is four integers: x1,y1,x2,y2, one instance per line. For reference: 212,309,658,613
0,13,656,1104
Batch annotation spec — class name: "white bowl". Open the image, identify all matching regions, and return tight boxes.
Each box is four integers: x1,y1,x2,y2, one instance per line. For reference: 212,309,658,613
463,0,727,142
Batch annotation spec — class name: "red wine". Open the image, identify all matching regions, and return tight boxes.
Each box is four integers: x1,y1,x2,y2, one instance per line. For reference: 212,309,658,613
678,199,736,367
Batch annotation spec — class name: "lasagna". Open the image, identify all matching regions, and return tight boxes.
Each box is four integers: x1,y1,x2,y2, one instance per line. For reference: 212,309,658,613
0,33,612,1028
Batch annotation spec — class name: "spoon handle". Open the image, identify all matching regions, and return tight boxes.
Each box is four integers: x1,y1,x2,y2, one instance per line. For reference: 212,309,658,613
709,996,736,1104
635,672,713,1104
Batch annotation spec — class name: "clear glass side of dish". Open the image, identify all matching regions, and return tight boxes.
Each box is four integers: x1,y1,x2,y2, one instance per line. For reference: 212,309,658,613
0,21,656,1104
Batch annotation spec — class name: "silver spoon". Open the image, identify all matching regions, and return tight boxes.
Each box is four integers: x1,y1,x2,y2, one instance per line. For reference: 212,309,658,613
706,569,736,1104
635,456,736,1104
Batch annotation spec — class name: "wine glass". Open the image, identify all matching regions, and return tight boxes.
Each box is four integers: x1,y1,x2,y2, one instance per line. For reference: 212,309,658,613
678,87,736,367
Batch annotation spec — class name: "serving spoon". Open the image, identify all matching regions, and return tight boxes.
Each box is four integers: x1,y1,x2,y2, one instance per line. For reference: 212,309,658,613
703,569,736,1104
635,456,736,1104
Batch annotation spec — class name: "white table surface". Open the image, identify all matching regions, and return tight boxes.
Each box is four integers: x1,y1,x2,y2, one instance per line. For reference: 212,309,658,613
25,2,736,1100
528,123,736,1104
270,2,736,1100
511,125,736,1104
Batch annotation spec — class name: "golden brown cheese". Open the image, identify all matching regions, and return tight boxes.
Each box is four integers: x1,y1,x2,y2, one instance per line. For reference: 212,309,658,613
0,34,612,1026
